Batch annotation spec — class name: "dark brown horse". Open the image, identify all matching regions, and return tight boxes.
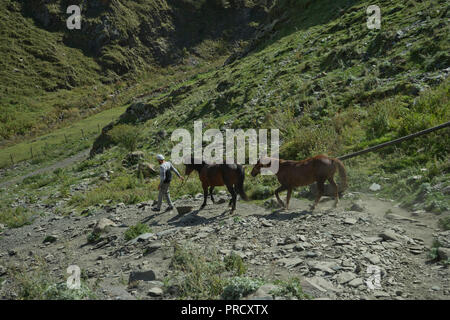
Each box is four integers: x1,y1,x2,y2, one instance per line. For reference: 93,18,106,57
184,158,249,213
251,155,347,210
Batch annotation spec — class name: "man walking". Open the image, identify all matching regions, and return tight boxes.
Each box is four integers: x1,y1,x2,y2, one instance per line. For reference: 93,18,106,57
152,154,184,212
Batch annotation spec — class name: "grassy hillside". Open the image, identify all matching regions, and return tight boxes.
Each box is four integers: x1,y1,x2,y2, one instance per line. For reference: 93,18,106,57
1,0,449,226
88,0,449,211
0,0,268,143
94,0,449,157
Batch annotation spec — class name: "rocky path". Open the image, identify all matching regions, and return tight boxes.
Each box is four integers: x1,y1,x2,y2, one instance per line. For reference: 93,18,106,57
0,191,449,300
0,149,90,189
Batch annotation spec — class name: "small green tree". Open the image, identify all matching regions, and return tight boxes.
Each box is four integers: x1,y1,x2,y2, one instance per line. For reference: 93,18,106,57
108,124,142,152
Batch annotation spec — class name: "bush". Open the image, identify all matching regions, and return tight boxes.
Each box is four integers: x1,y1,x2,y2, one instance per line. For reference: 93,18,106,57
0,207,36,228
272,278,310,300
124,223,152,241
221,277,264,300
438,216,450,231
281,124,339,160
7,261,97,300
108,124,142,151
224,253,247,276
87,232,102,244
170,243,226,299
249,185,273,200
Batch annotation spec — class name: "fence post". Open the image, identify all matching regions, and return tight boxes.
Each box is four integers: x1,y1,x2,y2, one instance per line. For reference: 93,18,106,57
30,146,33,159
81,129,85,139
10,154,14,165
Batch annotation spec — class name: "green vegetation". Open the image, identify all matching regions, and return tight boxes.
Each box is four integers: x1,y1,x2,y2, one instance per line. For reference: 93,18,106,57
0,0,266,145
6,259,97,300
0,206,37,228
87,232,102,244
1,0,449,228
221,277,264,300
167,243,309,299
86,0,448,212
224,252,247,276
108,124,142,152
169,243,227,299
124,223,152,241
168,243,263,299
429,240,442,261
0,105,127,170
439,216,450,231
271,278,311,300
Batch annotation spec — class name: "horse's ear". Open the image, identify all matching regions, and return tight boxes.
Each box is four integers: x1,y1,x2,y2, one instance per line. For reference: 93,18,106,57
260,157,271,167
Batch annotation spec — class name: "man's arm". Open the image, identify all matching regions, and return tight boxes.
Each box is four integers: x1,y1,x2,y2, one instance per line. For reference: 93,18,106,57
170,163,182,178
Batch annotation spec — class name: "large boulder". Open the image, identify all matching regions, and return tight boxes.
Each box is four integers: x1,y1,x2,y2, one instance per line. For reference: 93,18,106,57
93,218,116,234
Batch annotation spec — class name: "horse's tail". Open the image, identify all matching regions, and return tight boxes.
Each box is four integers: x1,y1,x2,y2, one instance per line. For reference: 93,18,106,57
236,166,249,201
333,158,348,191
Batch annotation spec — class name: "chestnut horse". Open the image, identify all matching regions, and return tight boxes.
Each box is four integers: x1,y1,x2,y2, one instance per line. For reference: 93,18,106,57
184,158,249,213
251,155,347,210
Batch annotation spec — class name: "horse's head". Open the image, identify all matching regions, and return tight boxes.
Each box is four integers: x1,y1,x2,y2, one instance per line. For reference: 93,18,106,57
251,157,277,177
251,161,261,177
184,156,203,176
184,163,194,176
251,158,271,177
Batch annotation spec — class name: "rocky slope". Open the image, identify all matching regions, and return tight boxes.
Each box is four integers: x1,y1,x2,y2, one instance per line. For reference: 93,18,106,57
1,191,449,300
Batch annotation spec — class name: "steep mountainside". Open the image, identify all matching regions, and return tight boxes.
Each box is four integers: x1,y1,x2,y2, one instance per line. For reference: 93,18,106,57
0,0,449,301
0,0,269,142
92,0,449,160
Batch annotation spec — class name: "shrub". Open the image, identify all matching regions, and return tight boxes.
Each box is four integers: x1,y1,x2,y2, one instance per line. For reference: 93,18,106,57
281,124,339,160
170,243,226,299
0,207,36,228
272,278,310,300
249,185,273,200
428,240,441,261
221,277,264,300
87,232,102,244
438,216,450,231
108,124,142,152
8,267,96,300
224,253,247,276
124,223,152,241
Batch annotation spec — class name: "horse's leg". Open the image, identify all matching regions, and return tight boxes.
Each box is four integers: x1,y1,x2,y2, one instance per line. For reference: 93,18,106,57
286,188,292,210
328,177,339,208
231,186,237,213
200,185,208,209
311,179,325,211
209,186,215,204
226,184,237,213
275,186,287,208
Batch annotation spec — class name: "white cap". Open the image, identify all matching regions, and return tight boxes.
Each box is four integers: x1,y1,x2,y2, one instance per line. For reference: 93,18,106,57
156,154,165,161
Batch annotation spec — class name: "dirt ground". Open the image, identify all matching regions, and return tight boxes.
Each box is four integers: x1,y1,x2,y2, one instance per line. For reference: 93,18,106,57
1,188,449,300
